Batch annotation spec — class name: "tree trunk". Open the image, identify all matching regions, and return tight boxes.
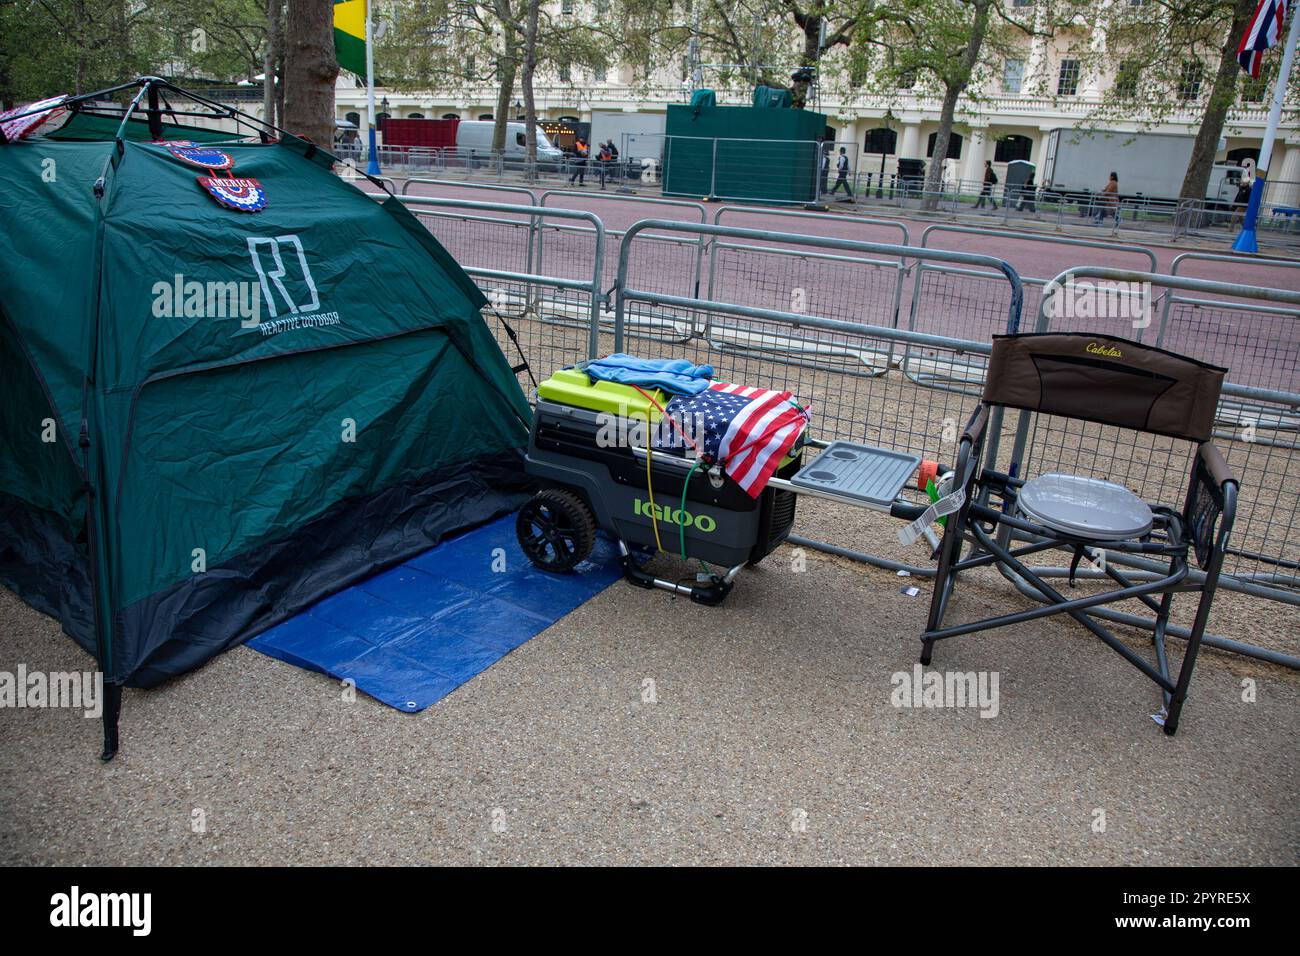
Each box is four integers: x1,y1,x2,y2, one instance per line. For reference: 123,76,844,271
492,0,517,153
922,82,963,208
1179,0,1256,201
921,0,991,210
522,0,539,173
263,0,281,128
282,0,339,148
791,16,821,109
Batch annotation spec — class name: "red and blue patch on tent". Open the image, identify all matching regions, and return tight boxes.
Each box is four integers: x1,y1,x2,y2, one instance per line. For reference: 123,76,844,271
163,141,236,170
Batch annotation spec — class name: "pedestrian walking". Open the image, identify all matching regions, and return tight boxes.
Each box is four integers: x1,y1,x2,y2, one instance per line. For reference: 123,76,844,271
829,146,854,199
1094,171,1120,225
974,160,998,210
568,137,589,186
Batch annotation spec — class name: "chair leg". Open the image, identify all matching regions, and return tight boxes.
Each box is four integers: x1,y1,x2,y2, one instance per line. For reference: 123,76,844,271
1162,590,1214,737
921,509,967,665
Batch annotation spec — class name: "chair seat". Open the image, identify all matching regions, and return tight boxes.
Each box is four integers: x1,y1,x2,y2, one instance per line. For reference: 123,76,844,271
1017,473,1154,541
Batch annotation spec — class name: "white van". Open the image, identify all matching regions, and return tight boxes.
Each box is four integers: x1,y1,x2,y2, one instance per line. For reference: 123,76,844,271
454,120,564,168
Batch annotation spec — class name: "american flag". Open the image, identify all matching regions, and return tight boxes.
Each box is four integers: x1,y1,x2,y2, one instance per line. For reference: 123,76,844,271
1238,0,1288,77
653,382,810,497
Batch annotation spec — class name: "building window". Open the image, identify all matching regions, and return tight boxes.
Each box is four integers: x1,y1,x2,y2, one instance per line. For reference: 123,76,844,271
465,54,476,78
1057,59,1080,96
864,127,897,155
926,131,963,160
561,0,573,12
1241,69,1269,102
1179,61,1203,100
442,112,459,120
345,111,361,128
1002,58,1025,94
1114,60,1140,98
993,134,1032,163
479,113,494,121
1012,0,1034,6
896,70,916,90
406,112,424,119
559,60,571,83
594,65,607,83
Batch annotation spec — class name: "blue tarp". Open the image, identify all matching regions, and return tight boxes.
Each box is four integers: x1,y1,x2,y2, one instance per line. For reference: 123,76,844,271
249,514,621,710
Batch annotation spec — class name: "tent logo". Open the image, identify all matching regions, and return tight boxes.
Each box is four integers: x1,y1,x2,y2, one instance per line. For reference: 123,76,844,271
247,235,320,318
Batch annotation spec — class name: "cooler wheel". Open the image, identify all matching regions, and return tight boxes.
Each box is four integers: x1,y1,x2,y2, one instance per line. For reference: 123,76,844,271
516,488,596,573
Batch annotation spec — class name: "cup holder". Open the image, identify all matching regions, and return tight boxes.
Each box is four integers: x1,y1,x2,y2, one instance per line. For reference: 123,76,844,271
807,470,838,481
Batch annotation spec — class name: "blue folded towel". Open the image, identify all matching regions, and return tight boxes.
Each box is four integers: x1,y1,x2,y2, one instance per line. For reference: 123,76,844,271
582,354,715,396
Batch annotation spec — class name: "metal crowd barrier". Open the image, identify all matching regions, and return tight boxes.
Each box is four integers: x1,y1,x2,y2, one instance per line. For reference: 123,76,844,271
401,177,540,205
919,224,1158,332
1161,253,1300,394
713,205,910,244
537,190,710,304
395,195,606,369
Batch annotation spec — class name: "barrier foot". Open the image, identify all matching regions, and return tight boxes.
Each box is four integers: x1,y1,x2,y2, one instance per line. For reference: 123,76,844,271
1231,227,1259,254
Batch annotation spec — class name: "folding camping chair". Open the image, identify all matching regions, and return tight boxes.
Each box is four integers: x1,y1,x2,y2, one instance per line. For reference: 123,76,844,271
920,333,1237,735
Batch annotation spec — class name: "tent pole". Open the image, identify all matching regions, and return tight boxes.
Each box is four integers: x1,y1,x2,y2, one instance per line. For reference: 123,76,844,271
145,79,163,141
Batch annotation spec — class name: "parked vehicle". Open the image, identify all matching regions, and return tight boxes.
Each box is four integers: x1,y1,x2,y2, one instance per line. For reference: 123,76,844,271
1040,128,1245,208
379,117,564,170
454,120,564,170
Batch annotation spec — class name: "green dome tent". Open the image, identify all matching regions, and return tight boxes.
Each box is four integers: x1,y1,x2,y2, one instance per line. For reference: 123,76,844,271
0,79,534,757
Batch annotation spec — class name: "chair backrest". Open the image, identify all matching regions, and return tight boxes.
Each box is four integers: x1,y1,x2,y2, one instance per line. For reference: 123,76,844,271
983,333,1226,442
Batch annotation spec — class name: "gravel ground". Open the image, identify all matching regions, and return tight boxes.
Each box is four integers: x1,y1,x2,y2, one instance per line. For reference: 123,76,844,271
2,501,1297,865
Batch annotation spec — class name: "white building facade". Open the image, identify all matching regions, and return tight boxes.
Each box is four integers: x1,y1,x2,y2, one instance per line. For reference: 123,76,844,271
329,5,1300,205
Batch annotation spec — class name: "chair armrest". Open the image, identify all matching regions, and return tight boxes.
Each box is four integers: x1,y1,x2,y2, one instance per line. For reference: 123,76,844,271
963,405,990,447
1198,441,1237,490
1185,441,1238,570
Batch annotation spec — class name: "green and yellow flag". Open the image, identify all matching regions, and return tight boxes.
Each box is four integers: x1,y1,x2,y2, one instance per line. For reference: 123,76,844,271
334,0,367,77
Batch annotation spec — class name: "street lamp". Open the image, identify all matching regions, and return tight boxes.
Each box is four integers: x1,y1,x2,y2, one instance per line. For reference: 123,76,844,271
877,108,895,199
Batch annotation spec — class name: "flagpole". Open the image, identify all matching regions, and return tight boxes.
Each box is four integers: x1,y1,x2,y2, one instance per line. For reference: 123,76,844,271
364,0,380,175
1233,2,1299,253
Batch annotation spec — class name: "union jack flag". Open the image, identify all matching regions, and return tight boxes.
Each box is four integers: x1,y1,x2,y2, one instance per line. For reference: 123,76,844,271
1238,0,1288,77
653,382,810,497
